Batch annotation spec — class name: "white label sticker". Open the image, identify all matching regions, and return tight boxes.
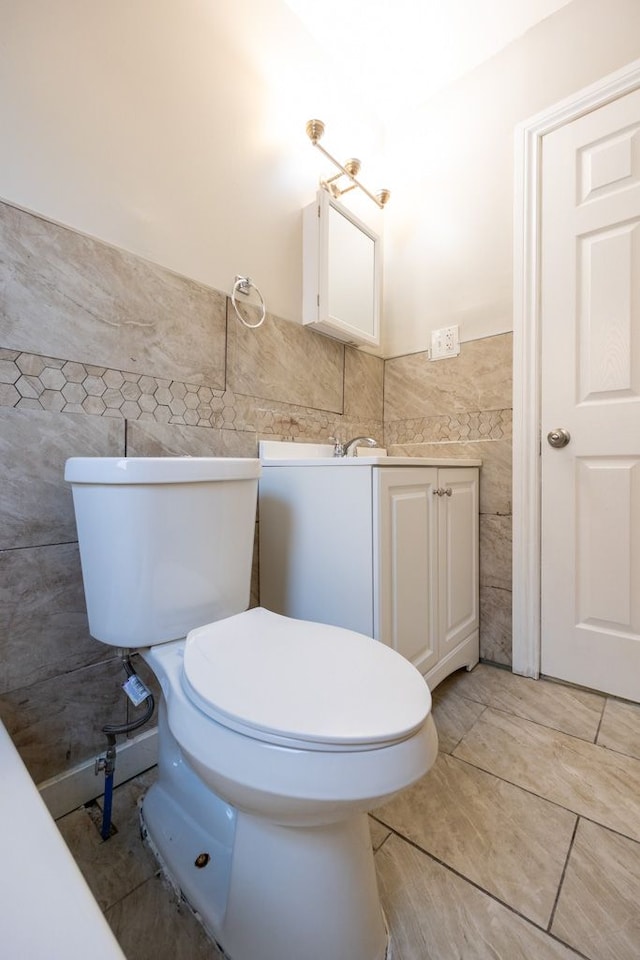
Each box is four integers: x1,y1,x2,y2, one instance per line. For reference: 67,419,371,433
122,674,151,707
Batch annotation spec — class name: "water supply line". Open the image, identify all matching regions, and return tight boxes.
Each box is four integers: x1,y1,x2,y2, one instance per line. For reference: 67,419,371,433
95,652,155,841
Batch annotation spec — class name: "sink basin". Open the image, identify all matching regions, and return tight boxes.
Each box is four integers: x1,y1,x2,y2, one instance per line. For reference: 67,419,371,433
259,441,482,468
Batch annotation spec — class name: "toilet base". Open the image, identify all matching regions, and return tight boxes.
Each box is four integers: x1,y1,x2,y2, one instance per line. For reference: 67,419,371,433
141,711,389,960
224,811,388,960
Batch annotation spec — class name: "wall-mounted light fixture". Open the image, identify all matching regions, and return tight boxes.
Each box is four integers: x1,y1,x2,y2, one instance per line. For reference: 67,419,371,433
305,119,390,209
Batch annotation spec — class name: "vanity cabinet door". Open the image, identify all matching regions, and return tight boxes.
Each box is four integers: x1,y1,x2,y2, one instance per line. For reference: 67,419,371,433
375,466,479,686
437,468,479,659
375,467,439,675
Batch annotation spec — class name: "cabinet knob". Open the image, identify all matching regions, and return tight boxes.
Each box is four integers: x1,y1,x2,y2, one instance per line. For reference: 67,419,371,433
434,487,454,497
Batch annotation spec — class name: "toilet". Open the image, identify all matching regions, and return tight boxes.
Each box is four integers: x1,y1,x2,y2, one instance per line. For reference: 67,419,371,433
65,456,438,960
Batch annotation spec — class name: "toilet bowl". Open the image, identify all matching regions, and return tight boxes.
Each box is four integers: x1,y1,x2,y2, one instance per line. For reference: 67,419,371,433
65,457,438,960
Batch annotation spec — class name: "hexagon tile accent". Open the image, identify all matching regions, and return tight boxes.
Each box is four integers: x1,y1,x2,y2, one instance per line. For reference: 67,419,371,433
0,348,382,445
0,349,228,428
384,410,512,445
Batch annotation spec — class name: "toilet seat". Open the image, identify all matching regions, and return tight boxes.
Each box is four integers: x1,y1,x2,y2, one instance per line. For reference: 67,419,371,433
182,607,431,751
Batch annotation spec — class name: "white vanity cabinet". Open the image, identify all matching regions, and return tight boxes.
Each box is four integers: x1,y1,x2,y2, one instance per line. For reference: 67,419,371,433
259,454,480,690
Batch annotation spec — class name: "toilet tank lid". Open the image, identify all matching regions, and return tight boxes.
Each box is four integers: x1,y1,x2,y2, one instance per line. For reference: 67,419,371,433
64,457,261,484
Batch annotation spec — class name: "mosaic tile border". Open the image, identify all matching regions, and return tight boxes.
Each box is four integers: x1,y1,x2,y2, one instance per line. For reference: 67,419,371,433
0,349,381,443
384,409,512,446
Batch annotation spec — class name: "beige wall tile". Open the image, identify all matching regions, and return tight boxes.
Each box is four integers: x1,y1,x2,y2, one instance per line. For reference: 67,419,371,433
0,542,106,694
126,419,257,458
474,437,511,515
0,658,124,782
0,202,227,388
480,514,512,591
384,333,512,422
227,301,344,412
0,407,123,549
344,347,384,422
480,585,512,665
552,819,640,960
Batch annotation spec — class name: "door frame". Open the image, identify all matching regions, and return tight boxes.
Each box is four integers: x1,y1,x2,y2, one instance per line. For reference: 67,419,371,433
512,58,640,678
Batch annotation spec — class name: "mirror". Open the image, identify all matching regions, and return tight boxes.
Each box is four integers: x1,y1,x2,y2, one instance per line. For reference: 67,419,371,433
302,191,381,347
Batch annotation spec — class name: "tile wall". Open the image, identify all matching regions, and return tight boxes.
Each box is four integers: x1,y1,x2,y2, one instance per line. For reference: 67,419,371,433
0,199,513,787
384,335,513,665
0,200,383,785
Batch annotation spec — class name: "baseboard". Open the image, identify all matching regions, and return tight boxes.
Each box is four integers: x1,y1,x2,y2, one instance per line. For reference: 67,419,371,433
38,727,158,820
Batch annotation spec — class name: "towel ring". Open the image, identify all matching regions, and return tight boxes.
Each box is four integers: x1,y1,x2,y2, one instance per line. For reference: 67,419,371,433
231,276,266,329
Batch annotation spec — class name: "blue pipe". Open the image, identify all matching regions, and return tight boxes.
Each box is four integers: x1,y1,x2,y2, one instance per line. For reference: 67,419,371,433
99,737,117,841
101,769,114,841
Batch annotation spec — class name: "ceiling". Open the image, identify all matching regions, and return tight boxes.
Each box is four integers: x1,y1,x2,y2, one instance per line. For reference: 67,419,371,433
283,0,573,117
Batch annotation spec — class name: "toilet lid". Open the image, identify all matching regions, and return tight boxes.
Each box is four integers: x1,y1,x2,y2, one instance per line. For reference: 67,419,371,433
182,607,431,749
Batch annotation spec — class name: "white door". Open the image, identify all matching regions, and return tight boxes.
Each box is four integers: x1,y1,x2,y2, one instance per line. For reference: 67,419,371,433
540,87,640,699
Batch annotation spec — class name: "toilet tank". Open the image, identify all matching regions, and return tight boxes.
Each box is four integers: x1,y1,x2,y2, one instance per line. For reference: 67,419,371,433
65,457,260,648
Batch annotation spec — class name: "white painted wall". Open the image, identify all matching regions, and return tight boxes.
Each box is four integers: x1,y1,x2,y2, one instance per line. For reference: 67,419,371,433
1,0,639,358
382,0,640,357
0,0,383,331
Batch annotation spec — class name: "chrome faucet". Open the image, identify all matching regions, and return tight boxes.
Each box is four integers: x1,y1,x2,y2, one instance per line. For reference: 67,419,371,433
330,436,378,458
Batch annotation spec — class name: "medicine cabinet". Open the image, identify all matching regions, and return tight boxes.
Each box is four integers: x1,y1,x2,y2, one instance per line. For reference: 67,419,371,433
302,190,381,347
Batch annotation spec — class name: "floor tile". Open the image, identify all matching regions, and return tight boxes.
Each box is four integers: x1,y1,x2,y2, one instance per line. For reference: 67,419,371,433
431,682,486,753
369,816,391,851
56,771,158,910
105,873,223,960
552,819,640,960
597,697,640,761
376,834,582,960
453,708,640,841
449,663,604,741
375,753,576,926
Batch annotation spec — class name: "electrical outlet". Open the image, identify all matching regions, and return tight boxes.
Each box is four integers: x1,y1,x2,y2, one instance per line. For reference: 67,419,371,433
429,325,460,361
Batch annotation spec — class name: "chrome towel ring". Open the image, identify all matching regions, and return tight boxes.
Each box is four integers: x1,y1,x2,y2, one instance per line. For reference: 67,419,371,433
231,275,266,329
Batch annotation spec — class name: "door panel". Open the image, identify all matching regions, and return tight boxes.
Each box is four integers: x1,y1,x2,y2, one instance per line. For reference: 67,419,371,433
576,457,639,629
541,87,640,699
578,222,640,401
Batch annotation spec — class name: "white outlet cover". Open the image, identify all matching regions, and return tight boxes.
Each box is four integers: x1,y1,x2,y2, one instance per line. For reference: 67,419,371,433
430,325,460,361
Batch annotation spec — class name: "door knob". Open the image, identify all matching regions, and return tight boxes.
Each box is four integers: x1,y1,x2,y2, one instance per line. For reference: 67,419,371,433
547,428,571,448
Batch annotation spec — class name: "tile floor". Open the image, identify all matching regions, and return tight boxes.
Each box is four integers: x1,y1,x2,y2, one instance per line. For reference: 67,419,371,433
55,664,640,959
